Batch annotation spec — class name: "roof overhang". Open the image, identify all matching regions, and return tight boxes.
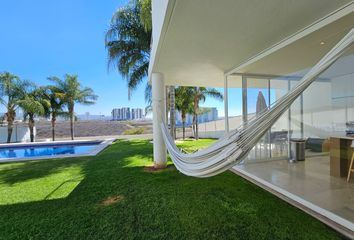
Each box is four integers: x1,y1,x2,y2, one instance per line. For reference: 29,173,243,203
149,0,354,87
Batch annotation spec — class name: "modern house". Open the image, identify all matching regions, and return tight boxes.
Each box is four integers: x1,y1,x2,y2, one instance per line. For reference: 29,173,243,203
148,0,354,237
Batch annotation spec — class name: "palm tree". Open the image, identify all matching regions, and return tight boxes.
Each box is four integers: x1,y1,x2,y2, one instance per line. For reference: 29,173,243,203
0,72,28,143
105,0,151,99
144,83,152,116
175,87,193,139
48,74,97,140
191,87,223,140
18,84,50,142
139,0,152,31
44,85,67,141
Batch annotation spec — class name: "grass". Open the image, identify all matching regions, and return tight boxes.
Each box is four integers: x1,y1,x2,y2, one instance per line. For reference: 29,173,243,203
0,139,342,239
122,128,145,135
176,138,216,153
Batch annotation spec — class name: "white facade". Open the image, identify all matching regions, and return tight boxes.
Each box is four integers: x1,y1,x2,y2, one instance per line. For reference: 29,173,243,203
0,126,34,143
149,0,354,236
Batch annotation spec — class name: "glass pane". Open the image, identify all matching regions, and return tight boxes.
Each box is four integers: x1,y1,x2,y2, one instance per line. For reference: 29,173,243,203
226,75,243,130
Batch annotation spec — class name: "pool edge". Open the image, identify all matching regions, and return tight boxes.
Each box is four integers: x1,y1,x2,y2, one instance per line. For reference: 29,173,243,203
0,139,116,163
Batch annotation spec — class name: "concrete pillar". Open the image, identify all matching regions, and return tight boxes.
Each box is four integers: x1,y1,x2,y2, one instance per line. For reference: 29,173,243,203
152,72,167,168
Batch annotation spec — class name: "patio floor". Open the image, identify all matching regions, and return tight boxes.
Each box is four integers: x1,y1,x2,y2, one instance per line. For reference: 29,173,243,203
234,154,354,236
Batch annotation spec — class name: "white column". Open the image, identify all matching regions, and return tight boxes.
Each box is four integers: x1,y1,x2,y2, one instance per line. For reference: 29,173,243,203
152,72,167,168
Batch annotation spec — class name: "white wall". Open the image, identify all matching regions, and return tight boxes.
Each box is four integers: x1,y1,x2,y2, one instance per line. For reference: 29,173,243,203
149,0,170,77
152,0,169,43
0,126,35,143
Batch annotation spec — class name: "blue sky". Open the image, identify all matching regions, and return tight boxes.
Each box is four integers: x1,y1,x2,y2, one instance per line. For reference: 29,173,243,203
0,0,144,116
0,0,266,118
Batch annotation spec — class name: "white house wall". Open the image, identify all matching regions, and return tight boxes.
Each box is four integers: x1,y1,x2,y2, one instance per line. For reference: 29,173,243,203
0,126,34,143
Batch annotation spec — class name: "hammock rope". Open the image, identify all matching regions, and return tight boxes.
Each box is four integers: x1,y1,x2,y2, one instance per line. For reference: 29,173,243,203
161,28,354,177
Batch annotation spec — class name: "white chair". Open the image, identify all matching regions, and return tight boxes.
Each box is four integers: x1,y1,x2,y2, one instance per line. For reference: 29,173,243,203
347,140,354,182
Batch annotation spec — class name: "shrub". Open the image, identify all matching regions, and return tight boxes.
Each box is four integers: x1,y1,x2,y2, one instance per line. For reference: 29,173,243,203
122,128,144,135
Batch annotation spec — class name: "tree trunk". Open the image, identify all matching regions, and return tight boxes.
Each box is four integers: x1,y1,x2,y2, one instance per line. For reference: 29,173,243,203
51,113,56,141
182,112,186,140
192,115,195,138
194,96,199,140
70,115,74,140
69,105,75,140
195,113,199,140
169,86,176,139
7,121,13,143
28,114,35,142
6,110,15,143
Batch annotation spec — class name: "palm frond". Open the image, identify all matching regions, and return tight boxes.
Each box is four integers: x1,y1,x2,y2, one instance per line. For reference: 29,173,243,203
105,1,151,98
204,88,223,101
127,61,149,91
144,82,152,104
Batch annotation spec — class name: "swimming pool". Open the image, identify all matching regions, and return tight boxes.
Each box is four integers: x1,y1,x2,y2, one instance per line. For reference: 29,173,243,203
0,140,112,162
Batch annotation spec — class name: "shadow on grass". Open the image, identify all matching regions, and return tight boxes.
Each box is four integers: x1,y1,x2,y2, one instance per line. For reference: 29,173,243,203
0,139,343,240
0,140,153,185
0,157,88,185
43,177,83,200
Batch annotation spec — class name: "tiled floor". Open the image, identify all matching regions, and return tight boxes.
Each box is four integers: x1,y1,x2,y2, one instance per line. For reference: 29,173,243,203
235,155,354,223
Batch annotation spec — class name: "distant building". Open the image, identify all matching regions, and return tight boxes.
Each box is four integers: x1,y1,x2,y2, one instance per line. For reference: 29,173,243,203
122,107,130,120
112,108,124,120
112,107,144,121
112,108,126,120
112,108,120,121
131,108,143,120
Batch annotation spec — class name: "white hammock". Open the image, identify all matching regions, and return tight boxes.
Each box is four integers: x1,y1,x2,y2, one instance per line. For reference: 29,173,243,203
161,28,354,178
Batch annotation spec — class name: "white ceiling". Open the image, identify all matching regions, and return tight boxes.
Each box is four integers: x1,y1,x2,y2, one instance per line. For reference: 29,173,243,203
240,12,354,77
152,0,353,87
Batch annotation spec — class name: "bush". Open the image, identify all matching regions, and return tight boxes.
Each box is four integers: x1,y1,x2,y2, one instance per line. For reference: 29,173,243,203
122,128,144,135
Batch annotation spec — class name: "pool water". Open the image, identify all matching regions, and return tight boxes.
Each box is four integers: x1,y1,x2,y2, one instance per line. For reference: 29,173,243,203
0,143,99,159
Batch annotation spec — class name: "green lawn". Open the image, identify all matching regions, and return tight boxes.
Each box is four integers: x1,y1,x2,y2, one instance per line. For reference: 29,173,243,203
0,139,342,239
